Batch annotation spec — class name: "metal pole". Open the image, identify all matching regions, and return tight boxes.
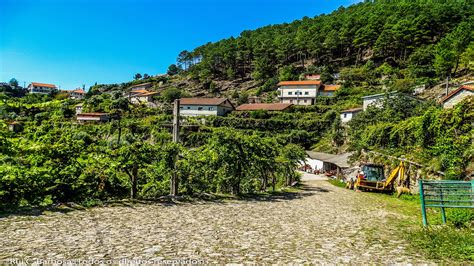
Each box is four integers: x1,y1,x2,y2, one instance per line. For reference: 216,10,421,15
419,179,428,226
440,187,447,224
170,99,180,196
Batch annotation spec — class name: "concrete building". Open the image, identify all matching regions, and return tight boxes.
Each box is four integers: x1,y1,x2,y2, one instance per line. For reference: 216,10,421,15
179,98,234,116
236,103,293,112
441,85,474,109
340,107,362,123
27,82,57,94
277,80,321,105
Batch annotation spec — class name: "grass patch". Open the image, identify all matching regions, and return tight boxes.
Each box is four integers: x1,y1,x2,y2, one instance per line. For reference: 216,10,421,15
326,178,346,188
408,226,474,262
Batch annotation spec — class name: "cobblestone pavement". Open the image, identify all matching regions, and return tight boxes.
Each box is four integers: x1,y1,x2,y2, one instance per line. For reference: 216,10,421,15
0,181,429,264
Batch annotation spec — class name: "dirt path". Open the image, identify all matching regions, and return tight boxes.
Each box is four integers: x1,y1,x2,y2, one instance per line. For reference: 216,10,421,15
0,181,429,264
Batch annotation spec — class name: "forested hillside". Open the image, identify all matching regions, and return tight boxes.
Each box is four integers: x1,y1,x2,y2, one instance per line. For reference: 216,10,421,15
168,0,472,97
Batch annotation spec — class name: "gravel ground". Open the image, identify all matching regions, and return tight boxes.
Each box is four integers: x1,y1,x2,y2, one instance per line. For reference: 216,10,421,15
0,180,429,264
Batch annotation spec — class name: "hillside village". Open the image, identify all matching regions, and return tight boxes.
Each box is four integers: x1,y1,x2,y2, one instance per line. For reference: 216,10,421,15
0,0,473,263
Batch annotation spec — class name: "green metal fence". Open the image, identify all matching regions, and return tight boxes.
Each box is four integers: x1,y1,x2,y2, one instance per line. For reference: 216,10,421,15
418,179,473,226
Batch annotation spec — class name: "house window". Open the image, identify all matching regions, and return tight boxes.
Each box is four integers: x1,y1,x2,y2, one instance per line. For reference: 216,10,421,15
187,106,191,109
303,100,307,103
290,100,293,103
304,91,309,95
209,107,214,111
198,106,203,110
343,113,347,118
288,92,293,95
180,107,183,110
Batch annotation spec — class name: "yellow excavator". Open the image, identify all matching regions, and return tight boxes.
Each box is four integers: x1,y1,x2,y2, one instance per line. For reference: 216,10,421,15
347,161,408,195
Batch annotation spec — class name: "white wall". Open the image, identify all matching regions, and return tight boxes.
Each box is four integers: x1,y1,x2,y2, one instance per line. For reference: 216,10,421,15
363,97,384,110
180,105,230,116
305,158,324,171
340,112,354,123
443,90,473,109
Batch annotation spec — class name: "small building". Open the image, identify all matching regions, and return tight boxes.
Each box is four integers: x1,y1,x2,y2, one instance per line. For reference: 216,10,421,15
305,74,321,80
129,82,153,92
27,82,57,94
179,98,234,116
236,103,293,112
8,122,23,132
69,88,86,99
305,151,352,177
318,84,341,97
76,113,110,123
277,80,321,106
340,107,362,123
130,91,160,104
248,96,262,104
75,103,83,115
441,85,474,109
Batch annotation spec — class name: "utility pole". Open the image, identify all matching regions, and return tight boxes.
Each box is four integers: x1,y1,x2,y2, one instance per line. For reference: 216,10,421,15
445,75,450,96
170,99,180,196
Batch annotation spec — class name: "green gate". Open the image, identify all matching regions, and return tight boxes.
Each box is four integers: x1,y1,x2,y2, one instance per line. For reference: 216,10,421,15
418,179,474,226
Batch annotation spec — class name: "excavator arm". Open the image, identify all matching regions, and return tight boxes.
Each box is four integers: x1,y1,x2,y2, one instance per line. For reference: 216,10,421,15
384,161,405,188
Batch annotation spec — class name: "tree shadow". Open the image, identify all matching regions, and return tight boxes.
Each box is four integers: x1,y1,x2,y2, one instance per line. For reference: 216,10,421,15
0,182,332,218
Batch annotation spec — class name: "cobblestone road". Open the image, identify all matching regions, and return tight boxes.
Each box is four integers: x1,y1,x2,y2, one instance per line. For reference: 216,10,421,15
0,180,429,264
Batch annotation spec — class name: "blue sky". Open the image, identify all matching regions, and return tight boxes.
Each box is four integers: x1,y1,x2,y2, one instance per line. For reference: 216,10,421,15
0,0,361,90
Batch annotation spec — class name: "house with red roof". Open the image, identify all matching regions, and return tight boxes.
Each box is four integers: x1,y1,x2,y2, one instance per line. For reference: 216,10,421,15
27,82,57,94
277,80,340,105
441,85,474,109
179,98,234,116
69,88,86,99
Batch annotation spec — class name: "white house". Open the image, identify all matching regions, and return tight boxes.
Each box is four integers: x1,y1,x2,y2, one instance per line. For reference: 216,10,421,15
28,82,57,94
69,88,86,99
129,82,153,91
441,85,473,109
340,107,362,123
179,98,234,116
277,80,321,105
130,91,160,105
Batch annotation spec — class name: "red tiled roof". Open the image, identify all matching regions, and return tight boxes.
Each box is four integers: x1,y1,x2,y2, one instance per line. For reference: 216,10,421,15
31,82,56,88
441,85,474,103
137,91,160,96
321,84,341,91
130,89,149,94
278,80,321,86
179,98,229,106
72,88,86,94
236,103,293,111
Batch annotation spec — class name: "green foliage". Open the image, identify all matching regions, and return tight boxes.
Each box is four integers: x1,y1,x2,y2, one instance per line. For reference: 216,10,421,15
408,227,474,261
349,97,473,179
446,209,474,229
162,87,182,103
